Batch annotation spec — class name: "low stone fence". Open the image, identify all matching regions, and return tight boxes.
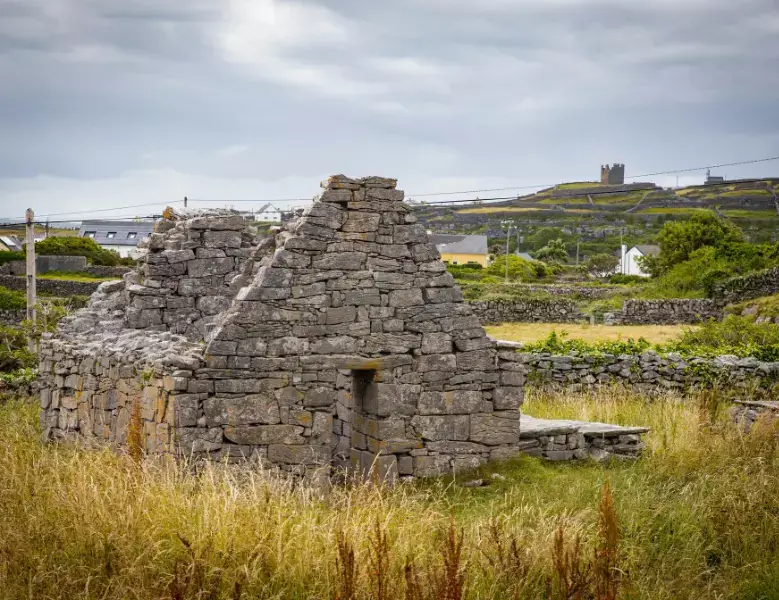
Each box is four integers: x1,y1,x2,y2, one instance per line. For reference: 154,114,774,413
84,265,131,278
0,309,26,325
495,344,779,393
730,400,778,433
712,267,779,304
468,298,585,325
0,275,101,297
604,299,722,325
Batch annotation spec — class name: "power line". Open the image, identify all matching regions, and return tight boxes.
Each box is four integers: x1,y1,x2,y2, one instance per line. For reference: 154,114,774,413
0,201,182,222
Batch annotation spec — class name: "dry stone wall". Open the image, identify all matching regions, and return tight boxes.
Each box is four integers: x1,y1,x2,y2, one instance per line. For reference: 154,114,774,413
712,267,779,304
39,176,527,482
0,274,100,297
468,298,585,325
505,345,779,393
604,299,722,325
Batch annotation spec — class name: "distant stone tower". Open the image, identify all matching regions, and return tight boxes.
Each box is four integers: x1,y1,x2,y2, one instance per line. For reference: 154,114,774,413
600,164,625,185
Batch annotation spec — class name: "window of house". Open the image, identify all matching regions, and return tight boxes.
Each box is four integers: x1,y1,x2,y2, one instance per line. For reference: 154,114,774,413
106,232,117,239
452,260,459,265
83,231,96,238
126,232,138,239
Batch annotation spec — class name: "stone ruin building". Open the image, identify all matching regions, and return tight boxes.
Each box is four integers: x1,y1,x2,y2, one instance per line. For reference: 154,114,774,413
600,163,625,185
39,175,646,483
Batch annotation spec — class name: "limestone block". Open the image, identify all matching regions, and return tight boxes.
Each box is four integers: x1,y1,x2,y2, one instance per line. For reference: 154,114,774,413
393,224,428,244
312,252,365,271
388,289,424,307
224,425,305,445
411,415,470,441
413,455,451,477
187,258,235,278
203,230,242,249
470,412,520,445
267,444,331,465
305,387,336,408
342,213,381,233
418,390,482,415
493,387,524,410
423,288,463,304
416,354,457,373
175,428,223,453
203,395,281,427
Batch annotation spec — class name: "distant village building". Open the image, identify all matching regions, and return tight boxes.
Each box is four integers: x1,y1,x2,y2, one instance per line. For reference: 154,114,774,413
430,234,489,267
620,244,659,277
601,163,625,185
705,169,725,185
0,235,23,252
79,220,155,258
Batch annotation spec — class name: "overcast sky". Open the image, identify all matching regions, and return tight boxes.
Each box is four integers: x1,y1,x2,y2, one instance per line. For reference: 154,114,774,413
1,0,778,222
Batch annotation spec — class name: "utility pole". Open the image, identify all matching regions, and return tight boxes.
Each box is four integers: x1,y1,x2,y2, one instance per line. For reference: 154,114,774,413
45,218,50,239
576,241,580,266
25,208,36,352
504,222,512,283
184,196,188,208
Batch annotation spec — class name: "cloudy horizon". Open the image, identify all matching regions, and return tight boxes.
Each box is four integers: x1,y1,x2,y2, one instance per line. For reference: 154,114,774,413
1,0,778,222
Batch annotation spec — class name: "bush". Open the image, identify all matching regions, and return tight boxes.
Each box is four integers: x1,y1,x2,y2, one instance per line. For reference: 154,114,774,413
666,315,779,361
486,255,551,282
0,251,25,265
523,330,652,356
0,286,26,310
608,274,646,285
0,324,36,372
34,237,134,266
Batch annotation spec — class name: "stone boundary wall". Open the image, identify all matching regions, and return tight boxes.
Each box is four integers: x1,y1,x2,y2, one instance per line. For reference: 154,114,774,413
3,260,131,278
84,265,132,278
507,284,614,300
0,275,100,297
712,267,779,304
604,299,722,325
468,298,585,325
502,346,779,393
0,309,26,325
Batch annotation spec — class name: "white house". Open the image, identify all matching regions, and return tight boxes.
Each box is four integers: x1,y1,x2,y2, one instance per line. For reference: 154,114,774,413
620,244,659,277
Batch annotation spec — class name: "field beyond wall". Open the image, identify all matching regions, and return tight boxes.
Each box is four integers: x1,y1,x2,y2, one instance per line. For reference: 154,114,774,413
2,390,779,599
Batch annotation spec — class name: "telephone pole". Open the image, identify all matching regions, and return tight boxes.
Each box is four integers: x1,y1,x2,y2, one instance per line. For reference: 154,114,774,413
25,208,37,352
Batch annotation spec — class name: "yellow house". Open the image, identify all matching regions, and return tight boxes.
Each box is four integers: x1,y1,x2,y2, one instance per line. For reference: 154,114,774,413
431,234,489,267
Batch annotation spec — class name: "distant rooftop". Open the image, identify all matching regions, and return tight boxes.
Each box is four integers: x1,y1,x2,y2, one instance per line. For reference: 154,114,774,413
79,219,155,247
632,244,660,256
430,234,488,255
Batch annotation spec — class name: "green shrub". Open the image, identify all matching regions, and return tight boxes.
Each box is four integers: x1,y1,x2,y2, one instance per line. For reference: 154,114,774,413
524,330,652,356
0,287,26,310
0,324,36,372
666,316,779,361
608,274,646,285
34,237,134,266
0,251,25,265
486,255,551,281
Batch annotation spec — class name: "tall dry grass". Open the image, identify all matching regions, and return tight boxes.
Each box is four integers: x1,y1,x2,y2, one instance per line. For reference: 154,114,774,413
1,386,779,599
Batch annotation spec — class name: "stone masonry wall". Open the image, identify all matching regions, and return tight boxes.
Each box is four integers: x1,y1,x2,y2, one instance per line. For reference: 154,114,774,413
712,267,779,305
0,309,26,325
468,298,585,325
604,299,723,325
0,274,100,297
39,177,526,482
509,346,779,393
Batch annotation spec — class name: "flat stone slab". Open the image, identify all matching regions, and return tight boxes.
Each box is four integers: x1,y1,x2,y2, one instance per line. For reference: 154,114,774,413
520,414,649,440
733,400,779,411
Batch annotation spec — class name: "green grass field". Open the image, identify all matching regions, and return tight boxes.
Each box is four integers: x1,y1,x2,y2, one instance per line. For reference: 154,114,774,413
2,390,778,599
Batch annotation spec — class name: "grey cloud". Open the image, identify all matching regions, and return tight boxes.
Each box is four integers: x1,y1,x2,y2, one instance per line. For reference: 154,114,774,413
0,0,777,215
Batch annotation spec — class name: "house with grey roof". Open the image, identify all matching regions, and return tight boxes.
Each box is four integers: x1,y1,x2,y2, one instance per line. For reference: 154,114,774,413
621,244,660,277
79,220,155,258
430,233,489,267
